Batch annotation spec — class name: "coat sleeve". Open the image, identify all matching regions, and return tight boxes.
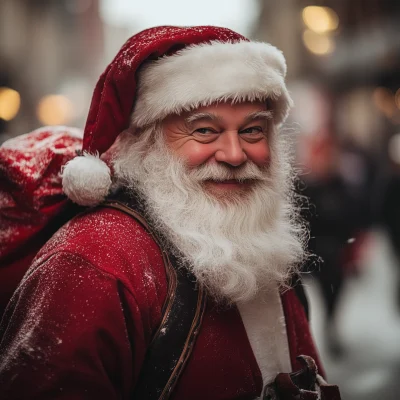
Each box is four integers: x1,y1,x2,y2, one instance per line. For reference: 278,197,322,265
0,251,146,400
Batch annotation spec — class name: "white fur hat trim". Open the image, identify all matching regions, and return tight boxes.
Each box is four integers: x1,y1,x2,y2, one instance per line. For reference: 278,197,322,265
132,40,293,128
62,153,112,206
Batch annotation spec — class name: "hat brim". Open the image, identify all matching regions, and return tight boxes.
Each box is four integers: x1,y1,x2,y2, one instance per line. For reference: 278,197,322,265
132,40,293,128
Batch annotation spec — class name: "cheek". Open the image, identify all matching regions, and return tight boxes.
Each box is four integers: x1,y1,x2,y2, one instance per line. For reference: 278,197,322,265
245,141,270,166
174,141,216,167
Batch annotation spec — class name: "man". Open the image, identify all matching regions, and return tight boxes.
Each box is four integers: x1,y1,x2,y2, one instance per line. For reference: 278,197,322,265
0,26,338,399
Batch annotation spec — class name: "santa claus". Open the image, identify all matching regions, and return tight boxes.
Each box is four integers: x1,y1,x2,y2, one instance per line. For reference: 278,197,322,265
0,26,340,399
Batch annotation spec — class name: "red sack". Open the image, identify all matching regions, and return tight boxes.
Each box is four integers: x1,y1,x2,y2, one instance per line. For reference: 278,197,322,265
0,126,83,316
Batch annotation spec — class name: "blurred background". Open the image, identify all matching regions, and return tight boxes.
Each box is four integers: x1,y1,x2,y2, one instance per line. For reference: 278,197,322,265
1,0,400,398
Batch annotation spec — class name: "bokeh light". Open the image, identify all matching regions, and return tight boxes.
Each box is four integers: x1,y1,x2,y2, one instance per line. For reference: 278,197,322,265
0,87,21,121
302,29,335,55
36,95,74,125
302,6,339,34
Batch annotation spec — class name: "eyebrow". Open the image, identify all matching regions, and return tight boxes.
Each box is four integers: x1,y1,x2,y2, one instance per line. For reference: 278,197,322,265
242,111,273,125
185,112,223,126
185,110,273,127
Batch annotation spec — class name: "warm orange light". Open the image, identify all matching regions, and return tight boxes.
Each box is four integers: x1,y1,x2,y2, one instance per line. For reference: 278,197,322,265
302,6,339,34
0,87,21,121
37,95,74,125
302,29,335,55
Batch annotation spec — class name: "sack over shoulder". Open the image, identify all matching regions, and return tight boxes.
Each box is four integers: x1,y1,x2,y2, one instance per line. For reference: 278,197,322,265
0,126,83,315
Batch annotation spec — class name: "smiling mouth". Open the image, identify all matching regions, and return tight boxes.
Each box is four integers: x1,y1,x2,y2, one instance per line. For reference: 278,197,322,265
203,179,257,191
206,179,254,184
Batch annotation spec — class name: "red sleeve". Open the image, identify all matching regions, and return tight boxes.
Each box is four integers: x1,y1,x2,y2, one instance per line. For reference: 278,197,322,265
0,252,145,400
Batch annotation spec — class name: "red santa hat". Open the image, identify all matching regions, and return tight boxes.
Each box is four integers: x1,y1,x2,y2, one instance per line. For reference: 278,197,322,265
62,25,293,206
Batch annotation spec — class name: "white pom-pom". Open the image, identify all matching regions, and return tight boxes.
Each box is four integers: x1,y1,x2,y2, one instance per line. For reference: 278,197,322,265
62,153,112,206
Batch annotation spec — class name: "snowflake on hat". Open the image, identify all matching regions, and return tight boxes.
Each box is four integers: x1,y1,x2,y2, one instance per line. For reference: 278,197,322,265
62,25,293,206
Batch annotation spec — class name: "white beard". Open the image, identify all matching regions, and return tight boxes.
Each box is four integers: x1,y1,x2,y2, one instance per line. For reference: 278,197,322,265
112,125,307,304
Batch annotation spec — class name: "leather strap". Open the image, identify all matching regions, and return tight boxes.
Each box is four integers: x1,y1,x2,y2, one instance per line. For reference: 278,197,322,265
103,199,207,400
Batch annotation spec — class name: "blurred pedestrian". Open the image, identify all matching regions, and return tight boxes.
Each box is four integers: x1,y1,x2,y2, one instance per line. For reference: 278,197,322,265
301,134,370,357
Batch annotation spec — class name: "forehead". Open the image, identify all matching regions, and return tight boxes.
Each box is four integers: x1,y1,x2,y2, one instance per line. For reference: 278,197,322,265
162,100,270,127
188,100,267,116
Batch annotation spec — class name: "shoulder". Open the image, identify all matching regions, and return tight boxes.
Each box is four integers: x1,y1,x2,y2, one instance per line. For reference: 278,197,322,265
36,207,160,268
32,206,168,309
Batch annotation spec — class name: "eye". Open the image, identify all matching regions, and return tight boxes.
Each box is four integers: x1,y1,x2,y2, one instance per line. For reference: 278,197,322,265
191,127,220,143
240,126,264,135
194,127,217,135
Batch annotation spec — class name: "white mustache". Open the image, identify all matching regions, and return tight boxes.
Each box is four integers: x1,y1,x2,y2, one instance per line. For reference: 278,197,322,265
188,162,270,182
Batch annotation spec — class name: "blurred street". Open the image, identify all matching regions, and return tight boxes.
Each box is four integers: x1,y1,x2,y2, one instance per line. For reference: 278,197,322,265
306,229,400,400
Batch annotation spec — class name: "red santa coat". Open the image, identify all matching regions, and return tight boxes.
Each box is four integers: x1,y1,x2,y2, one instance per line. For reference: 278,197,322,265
0,206,323,400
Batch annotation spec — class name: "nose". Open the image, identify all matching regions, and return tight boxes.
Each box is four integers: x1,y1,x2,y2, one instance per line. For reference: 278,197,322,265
214,131,247,166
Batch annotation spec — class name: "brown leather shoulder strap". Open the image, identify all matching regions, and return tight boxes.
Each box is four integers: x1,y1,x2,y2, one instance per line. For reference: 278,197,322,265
103,200,207,400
